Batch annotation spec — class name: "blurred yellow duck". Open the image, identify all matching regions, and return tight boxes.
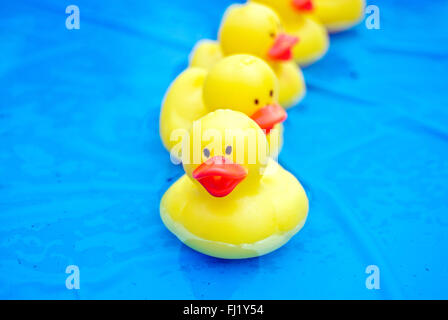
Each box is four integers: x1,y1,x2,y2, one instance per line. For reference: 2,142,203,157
190,2,305,108
253,0,329,65
313,0,365,33
255,0,365,38
160,109,309,259
160,54,287,158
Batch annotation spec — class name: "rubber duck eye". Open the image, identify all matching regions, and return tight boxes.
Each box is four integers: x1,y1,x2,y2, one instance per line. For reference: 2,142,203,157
270,90,273,97
203,148,210,158
270,32,275,38
225,145,232,155
254,99,259,105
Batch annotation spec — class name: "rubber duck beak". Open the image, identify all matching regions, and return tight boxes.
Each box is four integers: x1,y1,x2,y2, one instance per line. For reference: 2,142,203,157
291,0,314,12
268,33,299,61
193,156,248,197
250,103,287,134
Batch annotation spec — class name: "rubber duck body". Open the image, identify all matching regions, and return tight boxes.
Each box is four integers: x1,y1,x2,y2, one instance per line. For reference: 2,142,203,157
160,54,286,158
312,0,365,33
252,0,329,66
255,0,365,37
190,2,305,108
160,109,309,259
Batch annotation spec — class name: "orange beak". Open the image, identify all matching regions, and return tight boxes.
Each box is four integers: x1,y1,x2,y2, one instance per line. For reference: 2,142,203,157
250,103,287,135
292,0,314,11
192,156,248,197
268,33,299,61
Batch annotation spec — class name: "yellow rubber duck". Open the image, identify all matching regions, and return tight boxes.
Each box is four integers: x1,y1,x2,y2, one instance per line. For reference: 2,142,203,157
313,0,365,33
160,54,287,159
252,0,329,66
190,2,305,108
160,109,309,259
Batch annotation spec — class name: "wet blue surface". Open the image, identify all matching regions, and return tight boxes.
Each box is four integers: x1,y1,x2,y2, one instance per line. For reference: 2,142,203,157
1,0,447,299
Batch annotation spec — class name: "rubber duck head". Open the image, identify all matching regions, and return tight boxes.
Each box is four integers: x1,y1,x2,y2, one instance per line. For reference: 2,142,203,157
256,0,314,12
183,110,269,198
219,3,299,62
203,54,287,135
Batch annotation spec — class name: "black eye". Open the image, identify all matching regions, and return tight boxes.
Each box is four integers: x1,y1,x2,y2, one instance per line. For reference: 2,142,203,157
225,145,232,155
254,99,259,105
270,32,275,38
270,90,273,97
203,148,210,158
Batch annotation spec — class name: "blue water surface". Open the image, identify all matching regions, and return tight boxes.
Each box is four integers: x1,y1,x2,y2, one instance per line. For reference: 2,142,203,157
1,0,447,299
